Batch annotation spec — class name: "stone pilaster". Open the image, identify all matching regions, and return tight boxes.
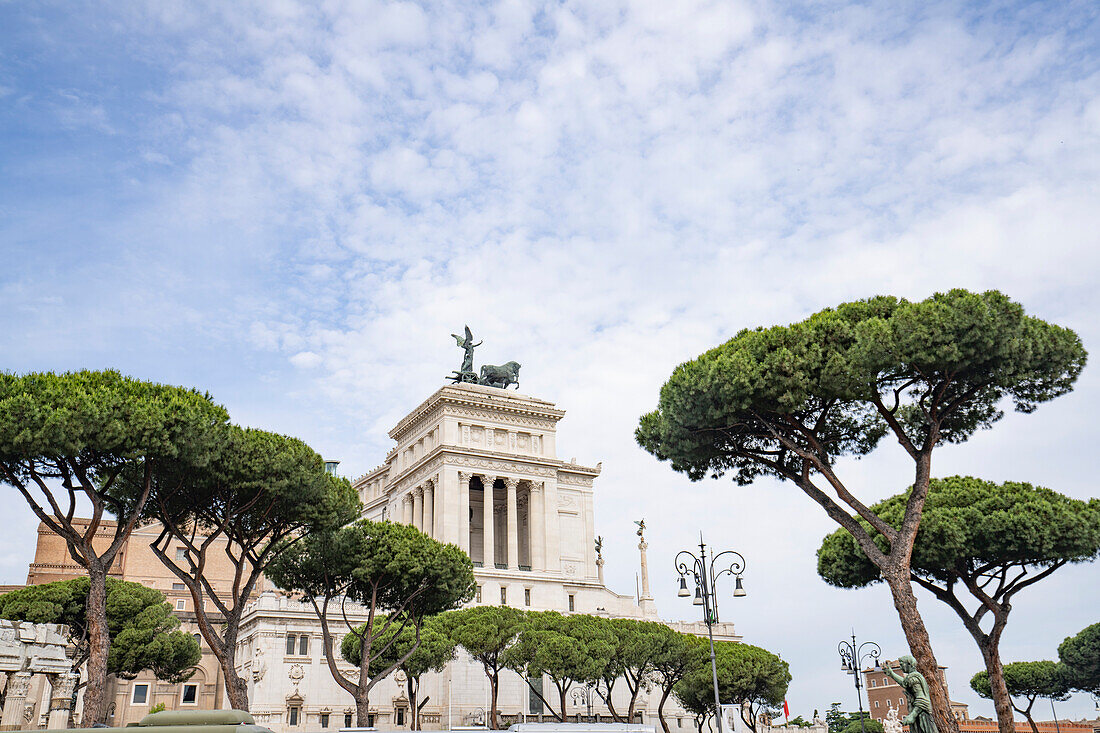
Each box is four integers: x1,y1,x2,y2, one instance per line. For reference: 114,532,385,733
402,494,414,526
529,482,545,571
1,671,33,731
412,487,424,531
505,478,519,570
47,672,79,730
481,475,496,568
423,480,435,539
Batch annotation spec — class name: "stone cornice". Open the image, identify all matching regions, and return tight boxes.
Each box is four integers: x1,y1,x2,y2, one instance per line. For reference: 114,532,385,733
389,383,564,442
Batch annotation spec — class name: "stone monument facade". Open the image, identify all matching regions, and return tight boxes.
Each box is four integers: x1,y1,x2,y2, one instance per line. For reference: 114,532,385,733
235,382,741,732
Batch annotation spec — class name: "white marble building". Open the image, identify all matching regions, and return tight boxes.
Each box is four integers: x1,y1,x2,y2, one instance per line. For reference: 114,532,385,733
236,383,740,731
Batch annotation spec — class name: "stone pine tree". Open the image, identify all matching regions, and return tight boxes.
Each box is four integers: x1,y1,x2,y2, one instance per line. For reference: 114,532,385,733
1058,623,1100,695
971,662,1071,733
636,289,1086,733
595,619,668,723
817,476,1100,733
342,614,457,731
268,520,475,727
440,606,526,730
673,641,790,733
507,612,617,722
0,577,201,684
649,627,707,733
129,425,357,712
0,370,227,725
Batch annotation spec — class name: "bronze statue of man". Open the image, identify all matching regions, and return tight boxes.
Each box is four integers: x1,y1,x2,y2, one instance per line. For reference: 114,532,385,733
883,655,939,733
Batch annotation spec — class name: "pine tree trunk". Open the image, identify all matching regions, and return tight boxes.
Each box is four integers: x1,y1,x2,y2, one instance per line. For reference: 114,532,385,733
223,672,249,713
978,638,1015,733
81,562,110,727
884,572,960,733
490,672,499,729
408,677,418,731
356,695,371,727
657,687,673,733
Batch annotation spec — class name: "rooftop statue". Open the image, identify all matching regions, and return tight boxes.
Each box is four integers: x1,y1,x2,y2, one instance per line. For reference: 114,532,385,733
448,326,522,389
449,325,482,384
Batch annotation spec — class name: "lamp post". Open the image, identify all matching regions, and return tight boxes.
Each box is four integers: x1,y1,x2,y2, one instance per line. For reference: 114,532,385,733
837,632,881,733
675,533,748,733
571,685,595,721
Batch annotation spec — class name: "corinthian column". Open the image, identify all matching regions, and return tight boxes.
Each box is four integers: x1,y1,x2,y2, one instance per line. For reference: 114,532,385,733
423,481,435,538
458,472,470,552
505,478,519,569
412,487,424,531
48,672,80,729
1,671,33,730
403,494,413,525
530,482,545,571
481,475,496,567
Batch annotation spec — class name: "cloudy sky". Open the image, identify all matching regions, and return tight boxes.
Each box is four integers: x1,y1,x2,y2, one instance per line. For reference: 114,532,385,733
2,0,1099,721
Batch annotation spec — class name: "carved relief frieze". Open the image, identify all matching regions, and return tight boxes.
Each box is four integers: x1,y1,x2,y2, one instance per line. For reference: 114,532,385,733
447,406,557,431
557,473,594,487
557,493,579,509
445,455,557,477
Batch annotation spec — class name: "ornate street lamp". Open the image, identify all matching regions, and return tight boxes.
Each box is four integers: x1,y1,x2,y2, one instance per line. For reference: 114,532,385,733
571,684,595,721
837,632,881,733
675,534,748,733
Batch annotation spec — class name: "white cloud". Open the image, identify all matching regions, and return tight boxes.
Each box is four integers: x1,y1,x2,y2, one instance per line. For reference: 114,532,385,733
2,0,1099,720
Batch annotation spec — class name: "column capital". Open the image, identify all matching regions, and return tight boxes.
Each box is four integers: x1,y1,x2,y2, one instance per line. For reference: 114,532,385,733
7,670,33,697
504,477,520,490
529,480,544,494
413,486,424,498
403,493,413,505
480,473,496,485
458,470,469,483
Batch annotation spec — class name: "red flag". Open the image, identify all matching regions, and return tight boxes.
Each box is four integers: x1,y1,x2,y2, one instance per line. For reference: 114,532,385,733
783,701,790,720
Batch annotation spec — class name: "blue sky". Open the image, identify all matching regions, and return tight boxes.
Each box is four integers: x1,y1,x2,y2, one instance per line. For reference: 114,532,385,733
2,0,1099,721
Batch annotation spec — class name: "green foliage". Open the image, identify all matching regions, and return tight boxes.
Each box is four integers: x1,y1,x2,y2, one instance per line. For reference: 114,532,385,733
128,423,358,711
270,520,474,724
674,642,790,731
0,578,200,682
441,605,527,667
970,662,1070,702
505,611,617,717
1058,623,1100,694
141,424,358,543
971,658,1070,733
825,703,846,733
439,606,526,728
597,618,673,719
637,290,1085,484
816,477,1100,587
341,614,456,680
269,520,475,619
149,703,167,715
840,719,884,733
785,715,814,728
0,370,228,721
0,370,229,521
